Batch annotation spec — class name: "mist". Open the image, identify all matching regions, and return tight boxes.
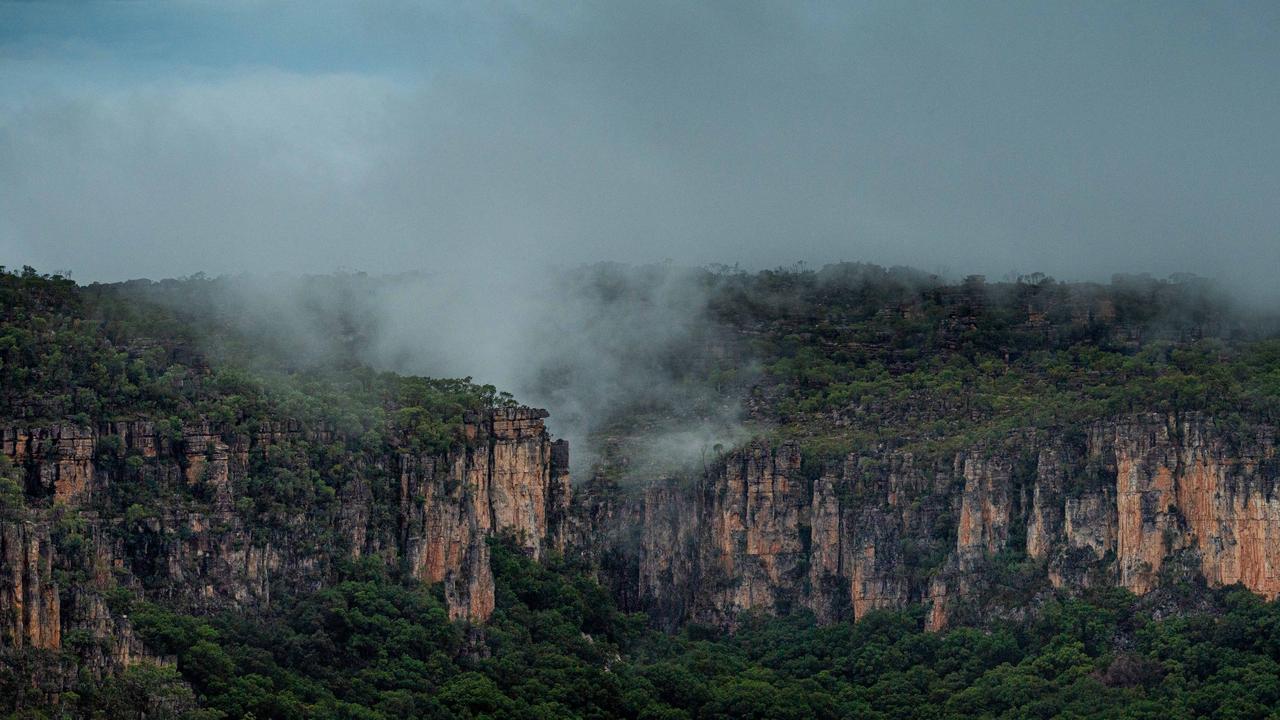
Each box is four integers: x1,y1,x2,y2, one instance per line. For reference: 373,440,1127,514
121,263,753,479
3,2,1280,296
366,262,749,473
4,3,1280,472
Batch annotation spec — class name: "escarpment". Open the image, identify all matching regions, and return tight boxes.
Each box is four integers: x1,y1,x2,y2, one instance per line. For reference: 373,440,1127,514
5,398,1279,677
0,406,569,677
578,412,1280,630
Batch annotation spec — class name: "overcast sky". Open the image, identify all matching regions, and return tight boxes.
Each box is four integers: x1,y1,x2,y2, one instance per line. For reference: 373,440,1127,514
2,1,1278,289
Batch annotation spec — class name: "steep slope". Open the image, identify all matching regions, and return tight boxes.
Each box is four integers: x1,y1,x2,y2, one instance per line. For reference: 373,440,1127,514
570,266,1280,630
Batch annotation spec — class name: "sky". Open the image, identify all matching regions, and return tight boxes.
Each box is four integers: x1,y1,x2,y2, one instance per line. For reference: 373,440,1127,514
1,1,1279,290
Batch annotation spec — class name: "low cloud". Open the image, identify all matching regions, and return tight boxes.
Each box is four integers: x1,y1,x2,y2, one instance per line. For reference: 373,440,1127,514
5,2,1280,475
3,3,1279,295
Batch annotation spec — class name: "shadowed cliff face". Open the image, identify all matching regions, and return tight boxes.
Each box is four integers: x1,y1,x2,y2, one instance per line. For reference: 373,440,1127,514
576,412,1280,631
0,407,569,673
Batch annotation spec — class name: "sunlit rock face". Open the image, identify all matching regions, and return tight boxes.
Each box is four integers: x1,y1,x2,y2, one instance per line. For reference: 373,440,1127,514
578,413,1280,630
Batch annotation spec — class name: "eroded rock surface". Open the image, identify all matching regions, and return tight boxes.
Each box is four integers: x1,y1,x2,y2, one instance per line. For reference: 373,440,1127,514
0,407,570,676
579,413,1280,629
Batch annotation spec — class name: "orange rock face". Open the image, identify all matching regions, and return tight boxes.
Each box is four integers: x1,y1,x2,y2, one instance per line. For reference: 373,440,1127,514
0,521,59,649
2,425,96,504
4,405,1279,648
1110,417,1280,598
0,407,572,674
583,413,1280,631
957,453,1012,560
403,407,571,621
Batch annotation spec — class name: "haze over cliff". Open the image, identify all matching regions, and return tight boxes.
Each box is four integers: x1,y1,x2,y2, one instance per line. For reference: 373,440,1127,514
109,263,752,480
6,2,1280,479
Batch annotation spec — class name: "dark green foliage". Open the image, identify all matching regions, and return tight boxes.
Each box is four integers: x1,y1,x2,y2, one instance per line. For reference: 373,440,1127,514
5,265,1280,718
0,454,24,518
0,267,507,456
31,542,1280,720
123,559,459,720
718,265,1280,459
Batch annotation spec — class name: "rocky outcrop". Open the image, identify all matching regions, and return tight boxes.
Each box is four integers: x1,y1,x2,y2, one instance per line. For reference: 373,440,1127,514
0,407,569,672
401,408,570,620
2,425,97,504
1108,417,1280,597
0,520,59,649
581,413,1280,630
5,403,1277,659
694,442,807,625
0,515,154,674
573,442,809,630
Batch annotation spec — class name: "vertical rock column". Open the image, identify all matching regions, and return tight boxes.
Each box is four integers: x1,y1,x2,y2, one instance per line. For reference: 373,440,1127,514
406,407,571,621
0,521,60,649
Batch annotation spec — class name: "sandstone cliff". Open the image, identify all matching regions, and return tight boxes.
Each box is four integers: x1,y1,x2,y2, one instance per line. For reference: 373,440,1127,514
6,400,1278,677
579,413,1280,630
0,406,569,674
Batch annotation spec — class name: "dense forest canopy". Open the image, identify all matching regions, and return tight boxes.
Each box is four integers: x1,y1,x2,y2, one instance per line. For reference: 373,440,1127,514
5,258,1279,503
3,263,1280,719
0,266,514,454
11,261,1274,472
9,536,1280,719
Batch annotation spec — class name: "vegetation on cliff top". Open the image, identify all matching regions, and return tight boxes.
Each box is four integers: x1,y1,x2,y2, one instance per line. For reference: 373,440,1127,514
703,264,1280,460
11,261,1275,467
0,266,512,454
569,262,1280,487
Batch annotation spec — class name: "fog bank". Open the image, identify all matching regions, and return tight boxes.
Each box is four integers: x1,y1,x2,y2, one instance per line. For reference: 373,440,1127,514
3,3,1280,300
